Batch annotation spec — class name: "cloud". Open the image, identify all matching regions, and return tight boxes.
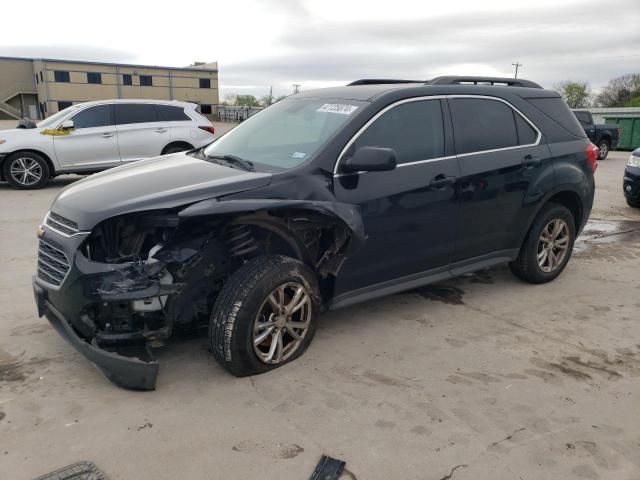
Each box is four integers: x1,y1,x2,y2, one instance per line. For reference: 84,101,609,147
220,0,640,96
0,45,137,64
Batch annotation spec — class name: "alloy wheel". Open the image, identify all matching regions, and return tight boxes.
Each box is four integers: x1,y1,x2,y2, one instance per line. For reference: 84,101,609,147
599,142,608,158
253,282,312,364
537,218,570,273
9,157,43,186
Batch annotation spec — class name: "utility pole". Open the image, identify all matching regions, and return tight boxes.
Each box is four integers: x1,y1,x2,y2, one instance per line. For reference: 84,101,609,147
292,83,301,94
512,62,522,79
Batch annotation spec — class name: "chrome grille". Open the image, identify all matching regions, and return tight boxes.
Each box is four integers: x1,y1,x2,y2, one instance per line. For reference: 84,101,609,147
46,212,80,236
37,240,71,287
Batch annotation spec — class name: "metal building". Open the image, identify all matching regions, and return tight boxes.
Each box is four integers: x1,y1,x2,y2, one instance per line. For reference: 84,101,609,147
0,56,219,120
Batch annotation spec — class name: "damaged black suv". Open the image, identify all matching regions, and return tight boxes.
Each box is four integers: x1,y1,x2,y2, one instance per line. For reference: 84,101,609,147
33,76,597,390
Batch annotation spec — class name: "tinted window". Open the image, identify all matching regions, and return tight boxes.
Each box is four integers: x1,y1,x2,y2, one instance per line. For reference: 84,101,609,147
450,98,518,154
72,105,113,129
199,78,211,89
114,104,158,124
122,74,132,86
57,101,72,111
526,97,586,138
353,100,444,164
573,111,591,125
155,105,190,121
140,75,153,86
54,71,70,83
87,72,102,84
515,114,538,145
200,104,212,114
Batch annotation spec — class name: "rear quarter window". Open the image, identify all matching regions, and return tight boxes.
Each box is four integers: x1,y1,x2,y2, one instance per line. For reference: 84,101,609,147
155,105,191,121
525,97,586,138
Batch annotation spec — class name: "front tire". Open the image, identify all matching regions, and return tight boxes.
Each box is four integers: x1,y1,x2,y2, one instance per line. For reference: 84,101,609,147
597,140,610,160
210,255,320,377
3,152,50,189
509,203,576,284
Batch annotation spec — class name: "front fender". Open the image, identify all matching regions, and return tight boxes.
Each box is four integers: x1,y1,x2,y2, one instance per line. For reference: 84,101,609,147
179,198,366,251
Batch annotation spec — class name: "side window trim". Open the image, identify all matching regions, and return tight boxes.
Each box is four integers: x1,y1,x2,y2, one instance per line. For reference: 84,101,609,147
333,94,541,175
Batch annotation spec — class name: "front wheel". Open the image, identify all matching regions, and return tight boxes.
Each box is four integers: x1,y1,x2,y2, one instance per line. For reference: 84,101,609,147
509,203,576,284
3,152,50,189
209,255,320,377
597,140,610,160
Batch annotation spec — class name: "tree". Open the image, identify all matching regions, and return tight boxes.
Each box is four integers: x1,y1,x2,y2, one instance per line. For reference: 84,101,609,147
235,95,260,107
595,74,640,107
259,94,274,107
555,81,592,108
221,93,237,106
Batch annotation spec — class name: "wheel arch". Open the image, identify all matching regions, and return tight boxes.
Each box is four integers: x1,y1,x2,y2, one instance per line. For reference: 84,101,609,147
1,149,56,180
161,141,194,155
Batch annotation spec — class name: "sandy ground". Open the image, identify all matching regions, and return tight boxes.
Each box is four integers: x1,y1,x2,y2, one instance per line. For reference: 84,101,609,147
0,150,639,480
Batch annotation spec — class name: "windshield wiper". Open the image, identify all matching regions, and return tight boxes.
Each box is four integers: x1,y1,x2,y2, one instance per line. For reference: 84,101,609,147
205,154,255,172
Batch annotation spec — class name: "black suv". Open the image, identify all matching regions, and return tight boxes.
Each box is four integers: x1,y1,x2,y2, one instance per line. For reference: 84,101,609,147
33,76,597,390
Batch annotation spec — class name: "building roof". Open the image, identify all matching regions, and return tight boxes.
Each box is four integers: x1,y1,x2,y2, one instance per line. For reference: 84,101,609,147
0,56,218,72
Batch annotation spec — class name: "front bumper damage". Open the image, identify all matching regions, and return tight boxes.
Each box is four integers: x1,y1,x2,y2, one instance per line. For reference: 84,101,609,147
34,198,365,390
34,279,159,390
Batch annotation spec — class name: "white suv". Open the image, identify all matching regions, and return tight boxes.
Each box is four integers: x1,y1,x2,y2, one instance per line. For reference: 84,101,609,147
0,99,216,189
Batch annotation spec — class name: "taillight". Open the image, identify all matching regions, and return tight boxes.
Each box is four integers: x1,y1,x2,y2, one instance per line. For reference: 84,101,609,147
585,142,598,173
199,126,215,135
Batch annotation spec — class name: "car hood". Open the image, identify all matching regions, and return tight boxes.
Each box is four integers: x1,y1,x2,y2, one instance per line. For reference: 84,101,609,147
0,127,47,140
51,153,272,230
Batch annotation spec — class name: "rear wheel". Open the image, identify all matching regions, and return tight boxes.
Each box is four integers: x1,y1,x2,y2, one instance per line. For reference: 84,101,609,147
162,142,193,155
209,255,319,376
3,152,50,189
597,139,610,160
627,197,640,208
509,203,576,284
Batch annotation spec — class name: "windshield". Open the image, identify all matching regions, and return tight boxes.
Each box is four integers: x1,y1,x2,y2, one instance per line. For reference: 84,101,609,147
203,98,365,170
37,106,78,128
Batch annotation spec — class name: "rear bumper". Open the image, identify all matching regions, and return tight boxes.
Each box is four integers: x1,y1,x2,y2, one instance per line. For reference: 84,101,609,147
33,278,159,391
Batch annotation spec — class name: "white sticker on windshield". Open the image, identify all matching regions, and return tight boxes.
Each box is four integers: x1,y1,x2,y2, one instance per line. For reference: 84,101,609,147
292,152,306,159
317,103,358,115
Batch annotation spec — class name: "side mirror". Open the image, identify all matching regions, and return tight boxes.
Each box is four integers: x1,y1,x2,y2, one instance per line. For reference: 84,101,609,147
343,146,397,173
60,120,74,130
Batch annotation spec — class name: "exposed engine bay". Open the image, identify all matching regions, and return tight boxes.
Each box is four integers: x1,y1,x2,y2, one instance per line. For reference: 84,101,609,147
74,207,355,355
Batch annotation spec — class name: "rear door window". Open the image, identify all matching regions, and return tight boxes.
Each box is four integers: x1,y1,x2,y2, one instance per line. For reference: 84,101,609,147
71,105,113,129
449,98,520,154
114,104,158,125
352,100,445,164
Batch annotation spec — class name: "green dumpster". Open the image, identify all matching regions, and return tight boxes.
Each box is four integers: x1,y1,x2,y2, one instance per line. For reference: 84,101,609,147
604,117,640,150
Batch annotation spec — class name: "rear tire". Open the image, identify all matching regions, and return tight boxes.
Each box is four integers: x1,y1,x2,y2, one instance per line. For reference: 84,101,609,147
597,139,610,160
627,197,640,208
162,142,193,155
209,254,320,377
3,152,50,189
509,203,576,284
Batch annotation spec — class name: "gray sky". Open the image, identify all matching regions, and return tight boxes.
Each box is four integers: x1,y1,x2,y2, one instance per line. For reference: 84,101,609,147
1,0,638,98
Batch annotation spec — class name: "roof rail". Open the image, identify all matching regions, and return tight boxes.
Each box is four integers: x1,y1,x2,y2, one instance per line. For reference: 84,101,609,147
427,76,542,88
348,79,425,86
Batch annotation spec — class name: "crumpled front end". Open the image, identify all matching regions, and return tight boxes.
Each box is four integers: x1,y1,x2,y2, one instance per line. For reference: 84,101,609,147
33,209,231,390
33,200,364,390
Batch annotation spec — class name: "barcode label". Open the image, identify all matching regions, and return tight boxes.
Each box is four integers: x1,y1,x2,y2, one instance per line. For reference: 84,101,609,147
317,104,359,115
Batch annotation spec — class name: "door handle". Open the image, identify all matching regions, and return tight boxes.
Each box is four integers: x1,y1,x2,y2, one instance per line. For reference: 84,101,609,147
101,133,114,138
522,155,541,169
154,128,168,133
429,175,457,189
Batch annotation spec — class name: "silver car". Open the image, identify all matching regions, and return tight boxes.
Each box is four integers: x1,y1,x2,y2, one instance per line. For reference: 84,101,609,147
0,99,216,189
